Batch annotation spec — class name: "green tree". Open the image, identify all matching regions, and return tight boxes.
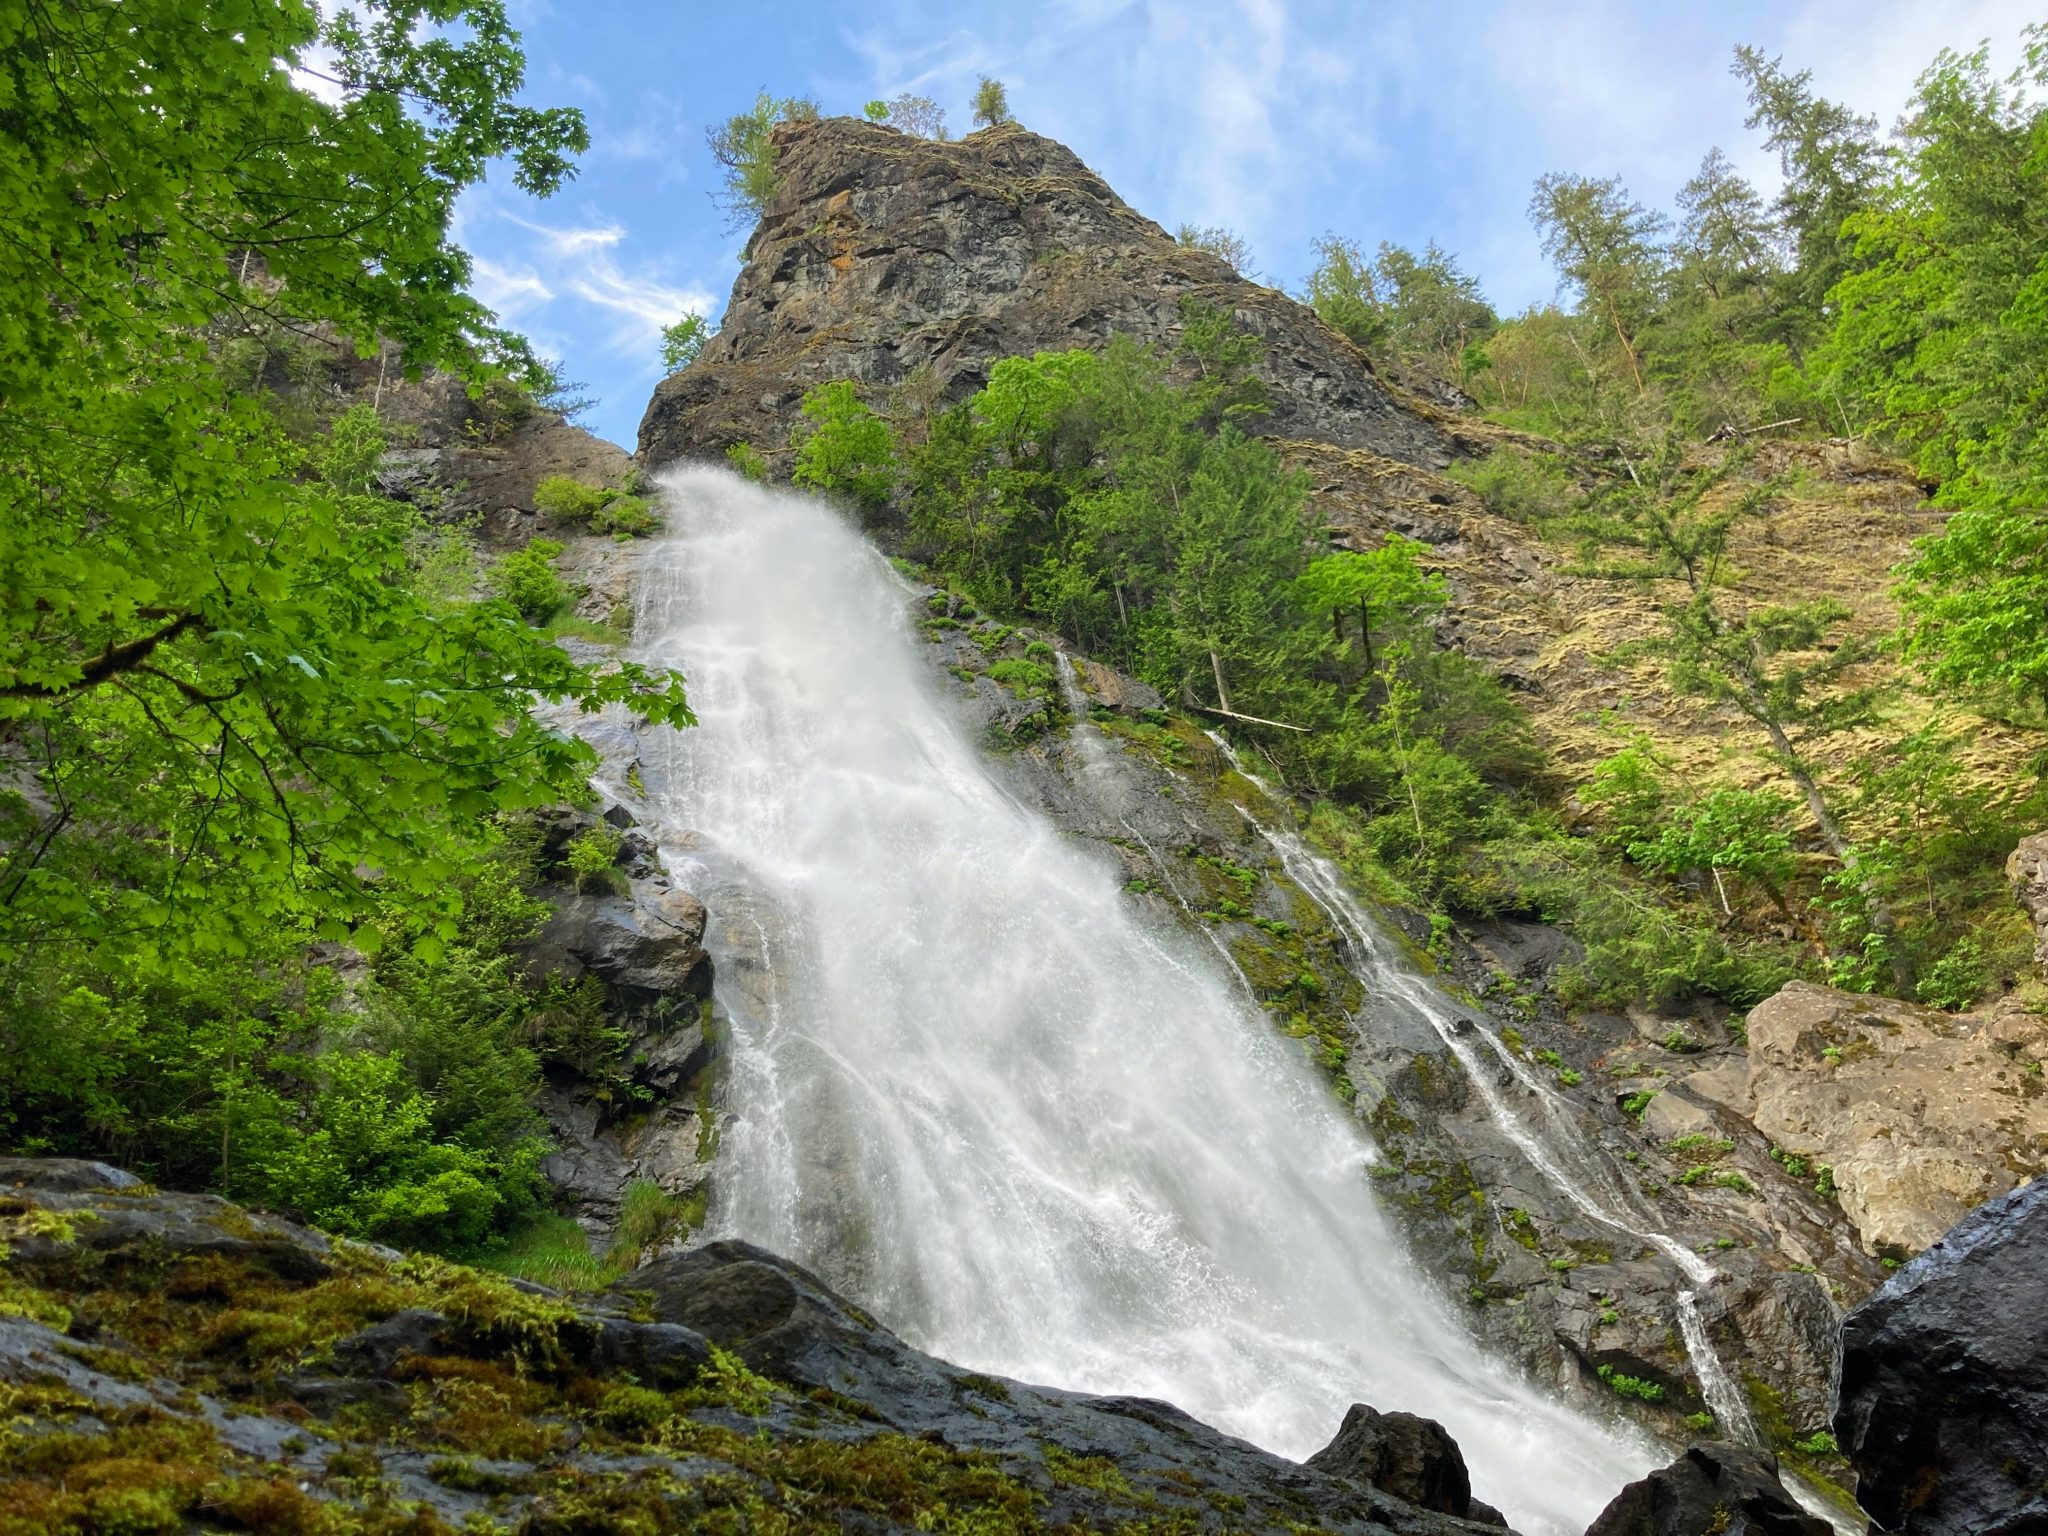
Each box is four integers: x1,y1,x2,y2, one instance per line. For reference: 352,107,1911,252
1734,45,1890,320
1372,242,1499,382
1823,32,2048,716
1293,538,1449,674
659,312,716,372
1529,172,1669,395
1594,457,1908,987
1653,148,1807,431
862,99,891,122
972,76,1013,128
706,90,821,228
885,93,947,139
791,381,900,511
1628,787,1798,916
1176,224,1253,274
0,0,692,1239
1306,235,1387,350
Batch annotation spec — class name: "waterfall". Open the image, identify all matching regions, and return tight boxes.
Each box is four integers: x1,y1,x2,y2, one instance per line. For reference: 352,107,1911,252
632,467,1658,1534
1193,738,1763,1446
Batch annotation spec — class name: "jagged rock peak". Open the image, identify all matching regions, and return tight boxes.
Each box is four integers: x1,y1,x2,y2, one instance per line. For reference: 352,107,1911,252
638,116,1458,471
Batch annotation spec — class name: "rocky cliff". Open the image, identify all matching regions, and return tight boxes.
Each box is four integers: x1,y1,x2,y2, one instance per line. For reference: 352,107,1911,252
634,116,2040,798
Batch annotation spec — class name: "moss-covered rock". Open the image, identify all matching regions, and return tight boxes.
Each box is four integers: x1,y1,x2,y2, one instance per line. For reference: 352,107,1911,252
0,1160,1503,1536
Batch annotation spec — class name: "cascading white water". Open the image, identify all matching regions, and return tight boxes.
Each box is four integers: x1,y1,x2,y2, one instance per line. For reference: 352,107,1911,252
632,467,1659,1534
1190,743,1762,1444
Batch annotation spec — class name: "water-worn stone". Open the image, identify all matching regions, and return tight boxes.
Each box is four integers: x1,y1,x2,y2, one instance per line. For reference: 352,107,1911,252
1835,1177,2048,1536
1741,980,2048,1255
1068,655,1163,715
1305,1402,1473,1516
2009,830,2048,977
324,1309,444,1381
1582,1444,1829,1536
525,878,712,1008
1639,1091,1717,1142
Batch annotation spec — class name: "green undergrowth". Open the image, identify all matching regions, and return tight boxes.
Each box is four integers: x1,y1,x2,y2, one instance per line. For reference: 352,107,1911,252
483,1178,706,1293
1745,1372,1859,1517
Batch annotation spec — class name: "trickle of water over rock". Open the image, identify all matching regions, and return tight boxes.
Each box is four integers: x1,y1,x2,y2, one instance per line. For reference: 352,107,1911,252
633,467,1657,1534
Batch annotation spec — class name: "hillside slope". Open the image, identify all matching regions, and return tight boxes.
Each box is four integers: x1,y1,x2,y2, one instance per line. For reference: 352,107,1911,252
639,117,2033,806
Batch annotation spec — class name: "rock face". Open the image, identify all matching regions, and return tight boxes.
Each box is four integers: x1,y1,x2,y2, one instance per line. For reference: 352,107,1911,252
0,1160,1517,1536
518,803,723,1236
1741,981,2048,1256
1581,1445,1829,1536
1305,1403,1483,1519
527,878,712,1012
2009,830,2048,977
638,118,1456,473
1835,1177,2048,1535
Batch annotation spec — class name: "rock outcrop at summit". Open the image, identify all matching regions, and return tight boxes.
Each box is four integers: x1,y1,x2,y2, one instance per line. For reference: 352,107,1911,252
638,118,1459,472
1836,1177,2048,1535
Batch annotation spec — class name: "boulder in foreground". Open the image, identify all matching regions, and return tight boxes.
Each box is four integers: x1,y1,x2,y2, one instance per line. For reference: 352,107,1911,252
0,1158,1515,1535
1836,1176,2048,1536
1582,1444,1829,1536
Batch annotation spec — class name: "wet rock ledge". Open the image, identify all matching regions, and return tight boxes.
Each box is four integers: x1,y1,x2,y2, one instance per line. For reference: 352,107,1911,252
9,1152,2042,1534
0,1157,1516,1534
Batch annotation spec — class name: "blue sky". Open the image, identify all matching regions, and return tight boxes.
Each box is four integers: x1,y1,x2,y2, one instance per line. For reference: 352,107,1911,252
451,0,2040,448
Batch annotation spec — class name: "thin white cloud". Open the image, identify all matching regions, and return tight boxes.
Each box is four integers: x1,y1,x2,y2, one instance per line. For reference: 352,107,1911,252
504,213,627,257
470,256,553,320
569,260,716,352
463,200,714,366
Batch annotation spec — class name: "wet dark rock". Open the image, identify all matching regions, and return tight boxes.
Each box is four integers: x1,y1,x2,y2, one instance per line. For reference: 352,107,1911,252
621,1240,1509,1534
579,1316,712,1387
1582,1444,1829,1536
0,1157,143,1194
331,1308,448,1376
282,1372,409,1416
525,878,711,1009
0,1163,333,1284
1306,1402,1473,1515
1835,1177,2048,1536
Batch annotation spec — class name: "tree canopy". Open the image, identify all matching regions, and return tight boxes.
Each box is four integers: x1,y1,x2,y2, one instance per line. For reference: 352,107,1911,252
0,0,690,1244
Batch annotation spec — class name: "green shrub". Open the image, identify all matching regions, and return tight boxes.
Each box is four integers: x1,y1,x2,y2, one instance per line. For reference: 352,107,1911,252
659,313,713,373
986,657,1055,696
1447,448,1578,528
534,474,607,522
564,824,625,893
490,539,569,622
1918,935,1987,1010
1596,1364,1666,1403
726,441,769,483
791,381,898,510
533,475,660,538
